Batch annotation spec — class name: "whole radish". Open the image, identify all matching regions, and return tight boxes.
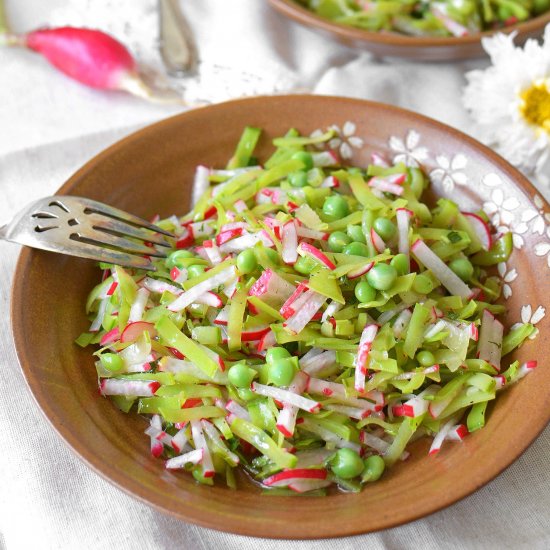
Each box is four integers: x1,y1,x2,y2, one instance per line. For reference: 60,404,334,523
3,26,184,103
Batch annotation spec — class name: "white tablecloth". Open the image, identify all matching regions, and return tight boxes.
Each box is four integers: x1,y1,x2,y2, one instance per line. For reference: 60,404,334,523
1,1,549,549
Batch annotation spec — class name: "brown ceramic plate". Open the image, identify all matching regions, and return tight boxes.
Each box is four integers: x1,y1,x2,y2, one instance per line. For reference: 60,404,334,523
268,0,550,60
11,96,550,539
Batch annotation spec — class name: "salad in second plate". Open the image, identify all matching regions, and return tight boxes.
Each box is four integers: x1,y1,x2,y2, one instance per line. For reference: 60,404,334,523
77,126,539,495
294,0,550,37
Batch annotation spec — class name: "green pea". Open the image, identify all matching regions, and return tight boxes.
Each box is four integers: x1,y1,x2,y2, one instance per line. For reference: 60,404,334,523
347,225,366,243
342,241,370,257
354,281,377,303
390,253,409,275
366,263,397,290
187,264,205,278
266,347,291,364
236,249,257,274
373,218,396,241
291,151,314,171
322,195,349,219
288,170,308,188
294,256,316,275
416,350,436,367
328,231,352,253
236,387,256,402
413,274,434,294
228,363,256,388
100,353,123,373
449,258,474,281
268,357,296,387
167,249,194,269
330,448,364,479
361,455,385,482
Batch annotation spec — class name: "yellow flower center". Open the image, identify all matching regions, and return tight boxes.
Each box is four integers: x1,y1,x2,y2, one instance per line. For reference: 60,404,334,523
519,80,550,134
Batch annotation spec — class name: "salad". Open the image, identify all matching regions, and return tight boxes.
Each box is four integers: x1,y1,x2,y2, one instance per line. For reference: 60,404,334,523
294,0,550,37
77,126,538,495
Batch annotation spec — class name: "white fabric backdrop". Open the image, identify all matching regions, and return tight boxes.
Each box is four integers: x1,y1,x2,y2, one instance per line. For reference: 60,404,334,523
1,1,549,549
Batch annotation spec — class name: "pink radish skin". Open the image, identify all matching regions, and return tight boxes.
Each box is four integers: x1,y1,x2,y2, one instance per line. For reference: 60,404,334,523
24,27,136,90
120,321,157,343
263,468,327,487
461,212,493,251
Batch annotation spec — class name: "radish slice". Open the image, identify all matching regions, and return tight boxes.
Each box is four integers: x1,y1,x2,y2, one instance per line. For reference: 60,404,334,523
396,208,413,262
263,468,328,487
514,360,538,381
99,379,160,397
370,228,386,253
225,400,251,421
411,239,473,299
100,327,120,346
252,382,321,413
141,277,182,296
214,305,230,325
368,173,406,195
370,152,390,167
170,267,188,284
462,212,492,251
360,431,390,453
190,420,215,478
320,175,340,188
297,242,336,270
248,269,296,307
300,350,336,375
393,386,439,418
312,150,338,167
169,266,237,312
392,308,412,338
193,291,224,308
446,424,468,441
283,290,327,335
296,226,328,240
323,404,371,420
347,261,374,280
428,419,455,455
276,372,309,437
201,420,240,465
321,301,343,323
257,329,277,352
282,220,298,264
170,428,190,454
166,448,204,469
241,326,271,342
120,321,157,343
216,228,243,246
280,281,309,319
354,324,379,392
202,241,223,265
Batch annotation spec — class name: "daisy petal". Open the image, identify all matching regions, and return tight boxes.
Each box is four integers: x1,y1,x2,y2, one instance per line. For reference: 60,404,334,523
531,306,546,324
521,304,532,324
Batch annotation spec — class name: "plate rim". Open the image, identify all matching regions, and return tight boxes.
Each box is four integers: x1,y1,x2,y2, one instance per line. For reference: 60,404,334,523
11,95,550,539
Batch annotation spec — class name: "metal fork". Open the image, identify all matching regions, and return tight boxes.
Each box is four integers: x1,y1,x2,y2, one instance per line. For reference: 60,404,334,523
0,196,176,271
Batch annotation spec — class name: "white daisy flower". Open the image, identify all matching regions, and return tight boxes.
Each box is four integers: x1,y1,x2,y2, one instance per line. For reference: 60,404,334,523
463,27,550,181
388,130,429,167
497,262,518,299
429,153,468,193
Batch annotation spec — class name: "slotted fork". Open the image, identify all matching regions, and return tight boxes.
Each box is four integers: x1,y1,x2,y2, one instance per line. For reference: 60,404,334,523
0,196,176,271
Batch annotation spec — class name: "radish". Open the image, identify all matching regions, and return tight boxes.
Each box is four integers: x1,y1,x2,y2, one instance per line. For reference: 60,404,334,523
283,290,327,335
347,261,375,280
393,386,439,418
354,324,378,392
225,400,251,421
6,27,179,103
165,448,204,469
276,371,309,437
99,379,160,397
300,350,336,375
370,152,390,167
257,329,277,352
120,321,157,343
193,291,224,308
392,308,412,338
99,326,120,346
321,301,343,323
168,266,237,312
370,228,386,253
411,239,473,299
150,415,164,458
288,479,333,493
514,360,538,381
312,150,339,167
368,173,406,195
216,228,244,246
169,267,188,284
280,281,309,319
201,420,240,466
202,241,222,266
282,220,298,265
396,208,413,262
297,242,336,270
323,403,371,420
248,269,296,308
263,468,328,487
241,326,271,342
461,212,492,251
296,226,329,240
428,419,454,455
320,176,340,188
141,277,182,296
252,382,321,413
190,420,215,478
